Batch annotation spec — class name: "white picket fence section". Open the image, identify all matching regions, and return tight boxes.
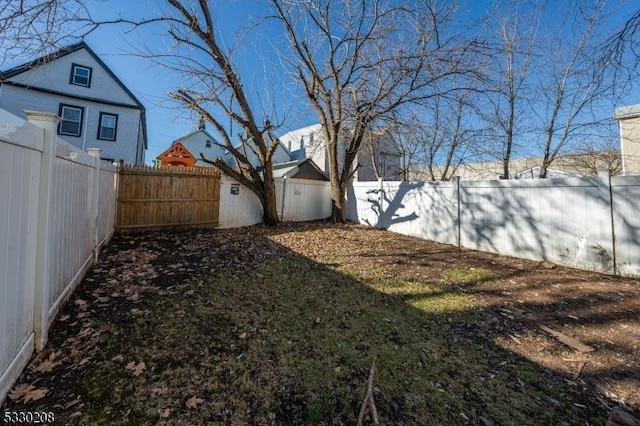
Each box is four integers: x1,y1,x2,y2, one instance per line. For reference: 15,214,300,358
348,172,640,277
0,109,117,404
218,176,332,228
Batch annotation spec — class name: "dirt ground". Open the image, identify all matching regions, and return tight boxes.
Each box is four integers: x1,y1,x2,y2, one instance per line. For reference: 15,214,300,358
2,222,639,424
269,223,640,411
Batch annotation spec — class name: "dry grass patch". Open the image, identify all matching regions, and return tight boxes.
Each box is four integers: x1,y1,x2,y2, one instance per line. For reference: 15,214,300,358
2,222,638,425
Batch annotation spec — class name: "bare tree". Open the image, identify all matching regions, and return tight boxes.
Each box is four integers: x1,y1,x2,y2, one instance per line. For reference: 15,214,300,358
377,111,427,182
478,0,538,179
566,139,623,176
0,0,91,66
150,0,282,225
271,0,477,222
533,2,618,178
408,93,479,181
601,7,640,91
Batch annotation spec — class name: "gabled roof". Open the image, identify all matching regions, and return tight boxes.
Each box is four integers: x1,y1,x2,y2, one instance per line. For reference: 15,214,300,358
0,41,145,110
272,157,328,180
157,142,196,161
174,128,220,144
0,41,148,149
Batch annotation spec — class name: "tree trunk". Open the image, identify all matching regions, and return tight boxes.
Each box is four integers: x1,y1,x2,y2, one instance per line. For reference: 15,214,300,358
262,168,280,226
330,180,348,223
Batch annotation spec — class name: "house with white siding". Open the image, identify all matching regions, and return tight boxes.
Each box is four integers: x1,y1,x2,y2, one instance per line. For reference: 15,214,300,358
159,125,292,169
615,104,640,176
278,123,402,181
0,41,147,165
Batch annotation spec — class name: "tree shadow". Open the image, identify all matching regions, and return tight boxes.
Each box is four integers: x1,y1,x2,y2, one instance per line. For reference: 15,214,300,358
348,176,636,276
3,225,637,425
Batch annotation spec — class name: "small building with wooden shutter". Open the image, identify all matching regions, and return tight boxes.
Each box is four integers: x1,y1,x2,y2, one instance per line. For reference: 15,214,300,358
156,142,197,168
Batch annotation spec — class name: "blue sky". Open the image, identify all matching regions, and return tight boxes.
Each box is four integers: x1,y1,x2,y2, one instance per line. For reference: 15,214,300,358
3,0,639,164
82,0,287,164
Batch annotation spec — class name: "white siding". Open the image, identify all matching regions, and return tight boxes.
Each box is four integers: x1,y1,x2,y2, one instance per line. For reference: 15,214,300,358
6,49,137,106
177,130,226,166
0,84,142,164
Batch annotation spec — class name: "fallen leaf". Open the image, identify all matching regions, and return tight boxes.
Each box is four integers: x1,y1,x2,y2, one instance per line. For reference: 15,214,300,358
186,395,204,409
75,298,87,307
111,354,124,363
151,385,169,397
59,314,70,321
239,332,247,339
23,387,48,403
159,408,171,418
35,353,61,372
136,318,146,324
8,383,35,401
126,361,146,377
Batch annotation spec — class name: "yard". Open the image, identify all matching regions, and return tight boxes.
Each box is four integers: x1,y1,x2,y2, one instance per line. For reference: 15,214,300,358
2,222,639,424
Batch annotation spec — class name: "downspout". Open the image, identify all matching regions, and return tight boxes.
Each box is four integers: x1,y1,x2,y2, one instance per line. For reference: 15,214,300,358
81,106,89,152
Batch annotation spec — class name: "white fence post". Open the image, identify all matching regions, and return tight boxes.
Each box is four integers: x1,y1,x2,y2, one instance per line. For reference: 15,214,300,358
452,176,461,248
598,170,617,274
87,148,101,261
378,177,384,229
281,177,287,222
25,111,60,352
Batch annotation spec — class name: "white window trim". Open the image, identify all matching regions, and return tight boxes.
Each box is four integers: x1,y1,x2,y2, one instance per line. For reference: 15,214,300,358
58,104,84,137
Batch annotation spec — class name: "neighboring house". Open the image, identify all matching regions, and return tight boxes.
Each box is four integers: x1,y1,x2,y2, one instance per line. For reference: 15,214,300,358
615,104,640,175
0,41,147,165
272,158,328,181
278,123,401,181
157,125,300,170
411,151,621,181
162,127,227,168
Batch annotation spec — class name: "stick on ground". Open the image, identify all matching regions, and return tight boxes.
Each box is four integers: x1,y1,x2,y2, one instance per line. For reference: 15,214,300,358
357,361,379,425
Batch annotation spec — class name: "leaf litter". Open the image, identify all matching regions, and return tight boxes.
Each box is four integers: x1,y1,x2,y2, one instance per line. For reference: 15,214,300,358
1,222,638,424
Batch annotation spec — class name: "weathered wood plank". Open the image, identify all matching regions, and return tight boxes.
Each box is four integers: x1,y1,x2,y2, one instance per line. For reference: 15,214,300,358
539,325,595,353
116,166,221,232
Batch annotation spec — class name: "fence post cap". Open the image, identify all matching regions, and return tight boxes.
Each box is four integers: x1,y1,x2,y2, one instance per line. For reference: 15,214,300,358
87,148,102,157
24,110,60,124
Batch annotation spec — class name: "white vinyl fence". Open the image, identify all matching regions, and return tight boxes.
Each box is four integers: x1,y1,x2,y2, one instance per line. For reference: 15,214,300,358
348,172,640,277
0,109,117,404
218,176,331,228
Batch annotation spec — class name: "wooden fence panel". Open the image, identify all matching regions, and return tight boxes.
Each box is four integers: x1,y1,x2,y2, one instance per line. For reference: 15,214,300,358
117,166,221,231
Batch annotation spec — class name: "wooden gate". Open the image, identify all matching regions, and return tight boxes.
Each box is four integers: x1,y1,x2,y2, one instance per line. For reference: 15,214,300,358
117,165,221,231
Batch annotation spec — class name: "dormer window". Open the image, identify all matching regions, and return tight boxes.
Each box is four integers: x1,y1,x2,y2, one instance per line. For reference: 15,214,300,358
70,64,92,87
206,140,212,148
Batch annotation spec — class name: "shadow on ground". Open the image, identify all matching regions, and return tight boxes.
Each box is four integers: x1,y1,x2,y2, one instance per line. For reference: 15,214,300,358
2,222,638,425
